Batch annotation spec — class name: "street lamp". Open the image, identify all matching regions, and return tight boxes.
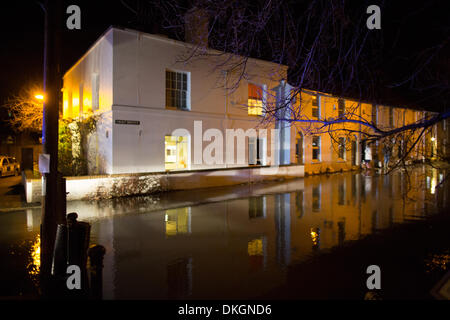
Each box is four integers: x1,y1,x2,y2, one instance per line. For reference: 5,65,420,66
35,93,45,101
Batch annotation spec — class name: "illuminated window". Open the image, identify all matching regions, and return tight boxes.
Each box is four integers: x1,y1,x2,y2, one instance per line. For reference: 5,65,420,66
248,83,264,116
312,136,321,160
166,70,189,110
338,137,346,160
311,95,320,118
165,135,189,170
338,98,345,117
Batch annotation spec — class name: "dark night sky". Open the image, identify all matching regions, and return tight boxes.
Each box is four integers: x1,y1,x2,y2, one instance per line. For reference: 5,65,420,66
0,0,448,132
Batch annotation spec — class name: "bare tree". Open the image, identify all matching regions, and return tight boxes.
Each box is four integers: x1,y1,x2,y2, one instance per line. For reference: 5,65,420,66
4,84,44,133
120,0,449,170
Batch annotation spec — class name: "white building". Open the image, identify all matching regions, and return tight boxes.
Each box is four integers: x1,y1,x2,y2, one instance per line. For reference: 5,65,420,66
62,26,294,175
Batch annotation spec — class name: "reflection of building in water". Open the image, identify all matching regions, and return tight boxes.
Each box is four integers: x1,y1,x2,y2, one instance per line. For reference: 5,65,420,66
351,174,357,203
248,236,267,271
26,209,33,232
51,167,450,299
338,180,346,206
167,257,192,299
274,193,291,266
337,220,346,246
249,196,266,219
294,191,304,219
165,207,191,237
371,210,378,232
312,185,321,212
389,207,394,226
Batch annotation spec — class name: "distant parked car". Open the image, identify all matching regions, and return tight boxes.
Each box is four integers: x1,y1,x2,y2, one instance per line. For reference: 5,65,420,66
0,156,20,177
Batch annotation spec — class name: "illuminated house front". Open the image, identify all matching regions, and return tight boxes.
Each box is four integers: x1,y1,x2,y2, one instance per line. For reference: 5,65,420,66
62,26,288,175
62,26,441,176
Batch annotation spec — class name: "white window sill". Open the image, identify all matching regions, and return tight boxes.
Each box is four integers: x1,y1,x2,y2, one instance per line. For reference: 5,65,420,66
165,106,190,111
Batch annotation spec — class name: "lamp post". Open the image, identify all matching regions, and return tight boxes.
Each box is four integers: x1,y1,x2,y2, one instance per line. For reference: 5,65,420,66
40,0,65,296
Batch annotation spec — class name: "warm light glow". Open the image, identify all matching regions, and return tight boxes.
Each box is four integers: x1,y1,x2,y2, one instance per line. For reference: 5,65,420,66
35,94,44,101
27,234,40,279
310,228,320,247
431,169,438,194
248,99,263,115
165,208,190,237
165,135,188,170
431,137,436,142
84,97,91,109
248,238,263,256
63,100,69,115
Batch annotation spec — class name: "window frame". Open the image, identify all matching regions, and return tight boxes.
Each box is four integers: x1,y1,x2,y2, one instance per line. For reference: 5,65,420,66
247,82,266,116
312,135,321,161
165,69,190,111
311,95,320,119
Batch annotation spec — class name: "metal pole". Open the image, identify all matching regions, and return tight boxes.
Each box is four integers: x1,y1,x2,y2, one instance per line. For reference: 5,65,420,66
40,0,65,296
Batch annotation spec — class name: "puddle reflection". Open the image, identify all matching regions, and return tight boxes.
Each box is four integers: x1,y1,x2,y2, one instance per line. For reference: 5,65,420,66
1,166,448,299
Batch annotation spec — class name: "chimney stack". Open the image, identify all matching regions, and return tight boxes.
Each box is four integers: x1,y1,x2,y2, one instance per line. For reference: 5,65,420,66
185,7,209,48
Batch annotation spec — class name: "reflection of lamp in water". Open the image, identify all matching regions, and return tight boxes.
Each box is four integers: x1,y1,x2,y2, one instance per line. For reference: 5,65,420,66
27,234,40,286
310,227,320,251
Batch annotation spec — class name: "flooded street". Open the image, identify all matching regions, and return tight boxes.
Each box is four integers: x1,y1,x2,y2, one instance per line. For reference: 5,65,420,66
1,165,449,299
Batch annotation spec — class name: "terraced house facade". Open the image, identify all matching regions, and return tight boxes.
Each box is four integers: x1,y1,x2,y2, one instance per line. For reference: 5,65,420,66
61,26,442,178
290,90,440,175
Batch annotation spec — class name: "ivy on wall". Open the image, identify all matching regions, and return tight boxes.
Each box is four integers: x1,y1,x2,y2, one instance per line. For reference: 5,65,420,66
58,114,98,176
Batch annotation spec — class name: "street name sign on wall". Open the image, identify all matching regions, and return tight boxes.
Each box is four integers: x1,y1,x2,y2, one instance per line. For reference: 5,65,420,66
115,120,141,125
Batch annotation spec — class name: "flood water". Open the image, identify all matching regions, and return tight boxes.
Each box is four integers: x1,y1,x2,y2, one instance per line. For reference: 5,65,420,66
0,166,449,299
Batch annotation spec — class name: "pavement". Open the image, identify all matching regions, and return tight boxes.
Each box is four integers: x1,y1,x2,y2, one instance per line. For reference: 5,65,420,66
0,176,39,212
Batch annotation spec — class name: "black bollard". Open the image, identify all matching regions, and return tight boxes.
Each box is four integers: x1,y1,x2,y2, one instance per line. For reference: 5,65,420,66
67,212,91,266
66,212,91,298
88,245,106,300
51,224,67,277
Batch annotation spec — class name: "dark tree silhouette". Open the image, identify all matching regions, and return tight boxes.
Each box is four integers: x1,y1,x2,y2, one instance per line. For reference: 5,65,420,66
119,0,450,169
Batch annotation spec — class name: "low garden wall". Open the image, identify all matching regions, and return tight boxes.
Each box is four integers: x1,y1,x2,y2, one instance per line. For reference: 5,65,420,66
23,164,304,203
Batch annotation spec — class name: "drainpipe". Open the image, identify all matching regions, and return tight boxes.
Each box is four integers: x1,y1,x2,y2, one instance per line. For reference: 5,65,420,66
358,103,362,166
223,70,228,168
